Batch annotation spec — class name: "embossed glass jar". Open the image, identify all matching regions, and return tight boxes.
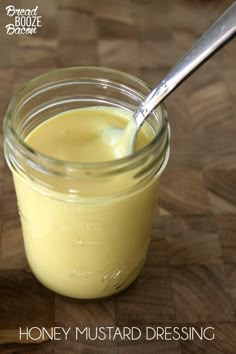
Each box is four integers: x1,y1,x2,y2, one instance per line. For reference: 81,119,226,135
3,67,170,300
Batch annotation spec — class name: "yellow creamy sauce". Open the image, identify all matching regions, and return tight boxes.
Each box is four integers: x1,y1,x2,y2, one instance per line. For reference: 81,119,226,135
26,106,149,162
14,106,158,299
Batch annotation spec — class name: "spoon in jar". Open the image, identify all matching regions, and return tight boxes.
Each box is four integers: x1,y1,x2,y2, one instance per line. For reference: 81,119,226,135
103,1,236,157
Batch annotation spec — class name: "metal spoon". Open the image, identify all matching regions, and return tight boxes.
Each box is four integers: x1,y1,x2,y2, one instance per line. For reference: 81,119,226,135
103,1,236,156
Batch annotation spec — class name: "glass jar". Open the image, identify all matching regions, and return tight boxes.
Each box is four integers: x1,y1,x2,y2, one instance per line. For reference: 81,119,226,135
3,67,170,300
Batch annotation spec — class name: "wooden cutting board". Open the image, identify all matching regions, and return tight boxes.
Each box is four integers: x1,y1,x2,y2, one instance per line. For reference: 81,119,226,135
0,0,236,353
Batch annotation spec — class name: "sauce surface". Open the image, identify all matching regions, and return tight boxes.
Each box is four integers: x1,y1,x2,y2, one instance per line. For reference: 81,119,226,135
26,106,150,162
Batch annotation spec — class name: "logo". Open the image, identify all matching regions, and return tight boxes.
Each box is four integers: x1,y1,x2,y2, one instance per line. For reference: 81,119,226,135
5,5,42,35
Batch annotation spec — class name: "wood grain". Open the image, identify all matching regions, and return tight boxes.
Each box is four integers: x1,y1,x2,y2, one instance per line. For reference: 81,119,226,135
217,216,236,264
115,266,175,326
0,0,236,353
161,216,222,265
171,264,234,323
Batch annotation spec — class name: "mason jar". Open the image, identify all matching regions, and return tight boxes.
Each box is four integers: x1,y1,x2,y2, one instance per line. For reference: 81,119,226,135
3,67,170,300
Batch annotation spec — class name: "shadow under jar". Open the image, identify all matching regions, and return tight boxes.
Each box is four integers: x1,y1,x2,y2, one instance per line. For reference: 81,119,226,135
3,67,170,300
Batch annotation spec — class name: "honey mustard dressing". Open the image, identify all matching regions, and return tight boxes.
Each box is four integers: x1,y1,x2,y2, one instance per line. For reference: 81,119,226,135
26,107,148,162
13,106,158,299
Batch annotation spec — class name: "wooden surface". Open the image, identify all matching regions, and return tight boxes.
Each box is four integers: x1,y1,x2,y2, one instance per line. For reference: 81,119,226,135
0,0,236,353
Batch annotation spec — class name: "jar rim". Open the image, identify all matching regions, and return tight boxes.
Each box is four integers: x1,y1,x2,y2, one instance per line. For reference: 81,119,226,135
4,66,170,174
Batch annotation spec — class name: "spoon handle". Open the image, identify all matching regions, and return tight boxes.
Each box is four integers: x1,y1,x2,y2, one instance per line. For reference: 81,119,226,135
135,1,236,127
